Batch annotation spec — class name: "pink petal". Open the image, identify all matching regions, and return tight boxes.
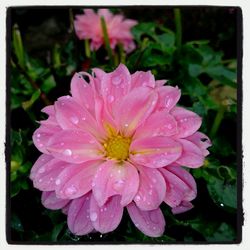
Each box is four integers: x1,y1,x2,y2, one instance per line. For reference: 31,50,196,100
171,107,202,138
54,96,101,138
30,154,53,180
55,160,101,199
134,110,178,139
33,124,61,154
90,195,123,234
155,80,167,87
156,86,181,111
67,192,94,235
176,139,204,168
127,202,165,237
133,167,166,210
41,105,55,116
131,71,155,89
160,166,197,207
114,86,158,136
41,191,70,210
130,136,182,168
172,201,194,214
100,64,131,115
70,73,95,115
32,158,70,191
47,130,103,164
186,132,212,156
92,160,139,207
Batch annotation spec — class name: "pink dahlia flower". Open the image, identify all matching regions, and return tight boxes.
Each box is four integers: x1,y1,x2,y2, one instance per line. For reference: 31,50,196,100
30,64,211,237
74,9,138,52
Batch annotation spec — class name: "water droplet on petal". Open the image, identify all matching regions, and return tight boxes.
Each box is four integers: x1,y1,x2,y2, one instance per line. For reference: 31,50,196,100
152,178,157,183
135,195,141,201
63,149,72,156
71,116,79,125
135,223,139,227
153,226,156,230
149,190,153,195
38,167,45,174
82,117,86,121
167,124,173,129
36,133,41,138
90,212,98,222
113,179,125,191
38,178,42,183
112,76,121,85
65,185,77,195
104,207,107,211
220,203,224,207
39,143,44,147
55,179,61,185
124,123,129,127
107,95,114,103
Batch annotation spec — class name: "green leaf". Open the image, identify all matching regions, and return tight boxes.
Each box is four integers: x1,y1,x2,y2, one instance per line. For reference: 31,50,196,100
11,213,24,232
206,223,236,242
207,176,237,209
51,222,66,242
41,75,56,94
11,181,21,198
132,22,156,42
188,64,203,77
22,89,41,110
12,24,25,68
155,32,175,51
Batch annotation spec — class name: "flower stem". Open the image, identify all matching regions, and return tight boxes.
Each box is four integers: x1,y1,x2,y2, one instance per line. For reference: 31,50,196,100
100,16,114,65
84,39,91,58
174,8,182,50
118,43,126,64
210,106,226,138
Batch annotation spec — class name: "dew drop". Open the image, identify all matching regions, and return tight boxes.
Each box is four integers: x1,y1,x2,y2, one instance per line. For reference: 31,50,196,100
220,203,224,207
107,95,114,103
135,195,141,201
38,178,42,183
38,167,45,174
100,208,103,212
153,226,156,230
112,76,122,85
63,149,72,156
124,123,129,127
135,223,139,227
149,190,153,195
82,117,86,121
71,116,79,125
152,178,157,183
104,207,107,211
60,142,65,146
167,124,173,129
113,179,125,191
36,133,41,138
65,185,77,195
100,234,103,238
55,179,61,185
39,143,44,147
147,201,151,205
90,212,98,222
91,182,96,187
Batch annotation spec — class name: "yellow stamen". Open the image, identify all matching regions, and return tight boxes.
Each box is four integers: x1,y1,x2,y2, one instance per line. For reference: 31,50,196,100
104,134,131,161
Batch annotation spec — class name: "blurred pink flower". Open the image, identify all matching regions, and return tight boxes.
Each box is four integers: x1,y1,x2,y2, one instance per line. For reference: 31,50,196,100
74,9,138,52
30,64,211,237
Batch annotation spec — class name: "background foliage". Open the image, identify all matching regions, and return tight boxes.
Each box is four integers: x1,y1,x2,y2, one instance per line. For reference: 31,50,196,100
8,6,241,243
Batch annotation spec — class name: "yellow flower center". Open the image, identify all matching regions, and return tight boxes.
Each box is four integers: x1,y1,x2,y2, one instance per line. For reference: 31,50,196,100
103,135,131,161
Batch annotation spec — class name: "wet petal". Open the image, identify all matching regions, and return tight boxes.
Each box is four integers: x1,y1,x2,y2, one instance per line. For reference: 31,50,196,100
134,110,178,139
54,96,100,137
133,167,166,210
33,124,61,154
131,71,155,89
41,191,70,210
70,73,95,115
30,154,53,180
156,86,181,111
176,139,204,168
186,132,212,156
172,201,194,214
114,87,158,136
160,166,197,207
92,160,139,207
47,130,103,164
127,202,165,237
67,192,94,235
55,160,101,199
32,158,70,191
130,136,182,168
171,107,202,138
90,195,123,234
